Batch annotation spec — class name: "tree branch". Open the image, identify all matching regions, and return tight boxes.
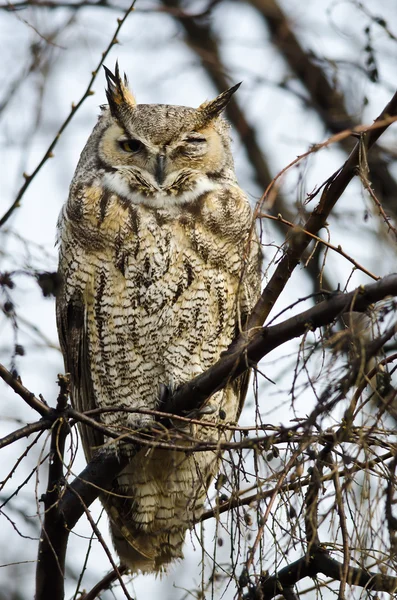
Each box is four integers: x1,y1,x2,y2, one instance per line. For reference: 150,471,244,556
245,545,397,599
3,275,397,555
250,0,397,218
164,273,397,417
0,0,138,228
0,419,52,450
0,363,51,417
60,450,129,530
247,91,397,330
35,414,69,599
79,565,129,600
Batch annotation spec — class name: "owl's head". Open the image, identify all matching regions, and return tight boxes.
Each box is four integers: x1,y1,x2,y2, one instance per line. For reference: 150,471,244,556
90,63,240,209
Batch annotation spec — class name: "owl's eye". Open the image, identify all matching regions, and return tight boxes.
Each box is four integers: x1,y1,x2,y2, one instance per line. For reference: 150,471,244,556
185,135,206,144
118,139,144,153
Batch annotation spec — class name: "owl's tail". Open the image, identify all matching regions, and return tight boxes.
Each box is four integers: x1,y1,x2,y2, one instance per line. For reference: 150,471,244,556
107,504,186,573
100,445,214,573
100,386,241,573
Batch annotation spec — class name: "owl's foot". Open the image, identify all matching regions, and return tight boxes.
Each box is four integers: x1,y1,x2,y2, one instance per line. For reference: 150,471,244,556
125,412,154,434
185,402,217,419
108,413,155,459
157,382,217,420
158,383,170,408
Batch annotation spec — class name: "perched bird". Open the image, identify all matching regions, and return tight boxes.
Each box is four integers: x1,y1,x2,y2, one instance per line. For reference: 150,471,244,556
56,63,261,572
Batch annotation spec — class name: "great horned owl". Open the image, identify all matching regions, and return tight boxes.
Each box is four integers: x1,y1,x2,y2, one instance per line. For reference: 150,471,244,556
56,63,261,573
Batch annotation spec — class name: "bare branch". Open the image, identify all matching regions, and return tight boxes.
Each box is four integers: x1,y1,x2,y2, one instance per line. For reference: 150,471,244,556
79,565,128,600
0,419,52,450
200,447,395,522
60,450,129,530
0,362,51,417
250,0,397,219
247,92,397,330
165,273,397,417
0,0,138,228
35,416,70,600
245,546,397,599
386,454,397,554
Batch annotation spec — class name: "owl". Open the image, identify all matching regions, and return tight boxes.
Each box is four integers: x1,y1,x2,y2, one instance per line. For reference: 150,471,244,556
56,63,262,573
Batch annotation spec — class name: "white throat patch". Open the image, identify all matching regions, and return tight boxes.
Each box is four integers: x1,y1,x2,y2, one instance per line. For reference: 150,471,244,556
103,170,219,209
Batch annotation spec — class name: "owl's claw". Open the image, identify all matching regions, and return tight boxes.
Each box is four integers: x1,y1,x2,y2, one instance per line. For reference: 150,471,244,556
158,383,170,408
185,402,217,419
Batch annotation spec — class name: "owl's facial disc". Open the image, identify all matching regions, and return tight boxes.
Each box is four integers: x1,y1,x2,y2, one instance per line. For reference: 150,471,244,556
99,118,226,208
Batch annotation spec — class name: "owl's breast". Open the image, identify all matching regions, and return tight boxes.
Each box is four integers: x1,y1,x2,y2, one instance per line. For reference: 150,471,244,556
60,188,249,389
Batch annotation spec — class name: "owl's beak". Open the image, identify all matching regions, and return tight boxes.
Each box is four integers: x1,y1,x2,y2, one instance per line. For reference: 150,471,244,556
155,153,166,186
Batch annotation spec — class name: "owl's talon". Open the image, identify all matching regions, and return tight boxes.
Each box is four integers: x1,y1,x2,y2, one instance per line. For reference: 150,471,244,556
158,383,170,408
186,402,217,419
199,403,217,415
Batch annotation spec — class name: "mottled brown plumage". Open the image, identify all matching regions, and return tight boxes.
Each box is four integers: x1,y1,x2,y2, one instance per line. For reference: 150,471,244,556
56,63,261,572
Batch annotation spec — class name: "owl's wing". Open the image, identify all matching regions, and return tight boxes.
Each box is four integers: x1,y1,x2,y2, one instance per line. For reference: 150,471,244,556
56,288,103,460
232,371,250,422
234,227,263,420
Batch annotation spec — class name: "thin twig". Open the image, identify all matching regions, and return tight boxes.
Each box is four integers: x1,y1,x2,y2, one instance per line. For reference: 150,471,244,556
247,105,397,331
260,212,380,281
0,419,51,450
0,362,51,417
67,486,133,600
0,0,138,227
200,448,394,522
72,508,107,600
79,565,129,600
250,0,397,218
329,455,350,600
360,170,397,237
0,434,48,498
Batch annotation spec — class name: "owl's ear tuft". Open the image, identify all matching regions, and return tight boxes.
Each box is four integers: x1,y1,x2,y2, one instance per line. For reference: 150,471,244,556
196,82,241,127
103,61,136,118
